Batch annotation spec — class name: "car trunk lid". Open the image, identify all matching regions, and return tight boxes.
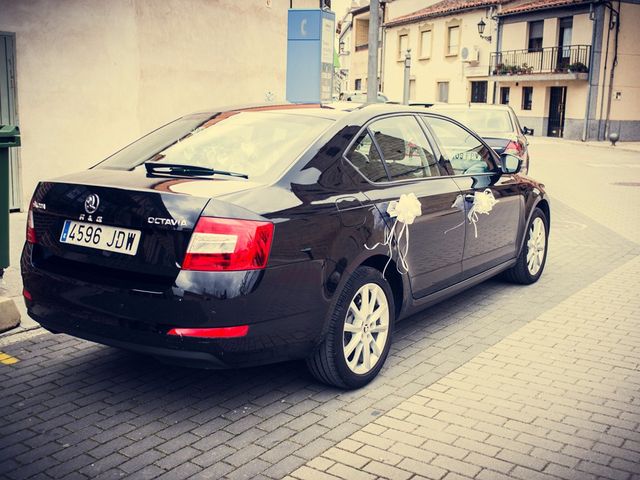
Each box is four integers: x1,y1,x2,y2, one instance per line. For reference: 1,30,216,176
28,168,261,285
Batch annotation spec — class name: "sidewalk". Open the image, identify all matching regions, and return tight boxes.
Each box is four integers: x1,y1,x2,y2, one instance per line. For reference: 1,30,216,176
0,212,38,336
290,254,640,480
531,136,640,154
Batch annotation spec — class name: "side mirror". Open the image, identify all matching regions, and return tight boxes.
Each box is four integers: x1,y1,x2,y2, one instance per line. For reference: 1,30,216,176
500,153,522,174
522,126,533,135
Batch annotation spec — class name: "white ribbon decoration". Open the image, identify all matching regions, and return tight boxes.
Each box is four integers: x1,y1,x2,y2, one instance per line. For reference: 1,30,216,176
366,193,422,276
445,188,497,238
467,189,497,238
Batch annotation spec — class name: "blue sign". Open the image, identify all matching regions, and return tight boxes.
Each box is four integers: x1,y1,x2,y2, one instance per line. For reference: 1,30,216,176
286,9,335,103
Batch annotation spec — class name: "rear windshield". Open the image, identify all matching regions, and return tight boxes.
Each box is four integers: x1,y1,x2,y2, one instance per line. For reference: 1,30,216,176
96,111,333,181
434,109,514,134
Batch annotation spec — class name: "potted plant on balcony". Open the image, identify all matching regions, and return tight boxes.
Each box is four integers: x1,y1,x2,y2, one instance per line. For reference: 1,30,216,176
567,61,588,73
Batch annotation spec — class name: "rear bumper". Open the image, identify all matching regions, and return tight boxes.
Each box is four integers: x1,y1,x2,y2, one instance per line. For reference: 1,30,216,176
21,244,329,368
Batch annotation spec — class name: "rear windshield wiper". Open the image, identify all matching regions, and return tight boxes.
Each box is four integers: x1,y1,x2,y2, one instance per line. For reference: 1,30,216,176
144,162,248,179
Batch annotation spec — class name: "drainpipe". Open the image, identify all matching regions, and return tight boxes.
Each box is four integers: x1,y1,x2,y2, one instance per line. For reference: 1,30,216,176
582,3,598,141
597,2,613,140
603,0,620,139
492,9,501,104
380,1,387,93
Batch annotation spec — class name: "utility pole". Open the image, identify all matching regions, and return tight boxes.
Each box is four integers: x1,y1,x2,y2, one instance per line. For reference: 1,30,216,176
367,0,380,103
403,49,411,105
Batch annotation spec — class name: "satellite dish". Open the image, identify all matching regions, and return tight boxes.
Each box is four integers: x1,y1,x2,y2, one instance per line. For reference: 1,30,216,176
460,47,469,61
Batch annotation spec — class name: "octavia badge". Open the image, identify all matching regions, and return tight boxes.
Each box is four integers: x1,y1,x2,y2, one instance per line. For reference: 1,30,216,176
84,194,100,214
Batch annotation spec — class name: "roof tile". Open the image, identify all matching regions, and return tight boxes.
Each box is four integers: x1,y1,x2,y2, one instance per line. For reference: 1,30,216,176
500,0,589,15
385,0,504,27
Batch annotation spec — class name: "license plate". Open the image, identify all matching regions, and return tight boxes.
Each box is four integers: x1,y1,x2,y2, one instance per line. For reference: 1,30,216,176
60,220,141,256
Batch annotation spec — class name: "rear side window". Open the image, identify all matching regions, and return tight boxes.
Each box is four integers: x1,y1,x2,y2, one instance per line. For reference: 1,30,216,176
425,116,495,175
369,116,440,181
345,132,388,182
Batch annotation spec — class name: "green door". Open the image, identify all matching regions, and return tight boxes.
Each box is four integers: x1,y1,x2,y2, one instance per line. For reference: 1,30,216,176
0,32,21,211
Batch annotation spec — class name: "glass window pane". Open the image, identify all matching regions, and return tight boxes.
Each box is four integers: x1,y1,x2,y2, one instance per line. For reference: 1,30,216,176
433,109,513,134
522,87,533,110
448,26,459,55
399,34,408,58
425,117,494,175
369,116,440,181
438,82,449,103
420,30,432,57
345,132,389,183
97,112,332,182
500,87,510,105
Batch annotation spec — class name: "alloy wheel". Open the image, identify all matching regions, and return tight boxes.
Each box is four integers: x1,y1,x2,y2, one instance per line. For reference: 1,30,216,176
526,217,546,276
343,283,390,375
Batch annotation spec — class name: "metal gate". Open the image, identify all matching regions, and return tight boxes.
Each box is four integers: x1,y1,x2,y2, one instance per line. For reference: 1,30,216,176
1,32,22,211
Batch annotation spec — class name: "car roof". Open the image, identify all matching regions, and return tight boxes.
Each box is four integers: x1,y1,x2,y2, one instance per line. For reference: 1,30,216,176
191,102,439,123
430,103,513,112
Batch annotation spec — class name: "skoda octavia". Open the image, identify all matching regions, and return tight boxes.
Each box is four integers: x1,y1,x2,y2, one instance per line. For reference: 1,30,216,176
22,103,550,389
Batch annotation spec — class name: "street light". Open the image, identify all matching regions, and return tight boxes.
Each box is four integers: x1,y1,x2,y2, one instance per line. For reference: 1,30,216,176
477,18,492,42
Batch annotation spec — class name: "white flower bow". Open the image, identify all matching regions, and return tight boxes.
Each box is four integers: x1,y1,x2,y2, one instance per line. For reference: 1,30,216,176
366,193,422,275
446,188,497,238
468,189,497,238
387,193,422,225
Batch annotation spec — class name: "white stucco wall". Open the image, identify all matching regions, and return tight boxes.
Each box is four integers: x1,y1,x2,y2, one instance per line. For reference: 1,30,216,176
383,9,497,104
0,0,317,207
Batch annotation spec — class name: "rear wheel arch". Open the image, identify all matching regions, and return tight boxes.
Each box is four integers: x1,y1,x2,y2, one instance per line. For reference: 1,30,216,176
360,255,405,318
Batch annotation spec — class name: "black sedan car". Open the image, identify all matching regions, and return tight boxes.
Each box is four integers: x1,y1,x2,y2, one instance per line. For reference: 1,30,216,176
22,103,549,389
429,104,531,174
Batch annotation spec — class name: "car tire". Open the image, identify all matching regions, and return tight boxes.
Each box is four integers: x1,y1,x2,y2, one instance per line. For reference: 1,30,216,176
503,207,549,285
307,266,395,389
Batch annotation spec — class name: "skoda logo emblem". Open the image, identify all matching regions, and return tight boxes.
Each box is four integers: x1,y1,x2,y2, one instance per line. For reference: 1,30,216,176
84,194,100,214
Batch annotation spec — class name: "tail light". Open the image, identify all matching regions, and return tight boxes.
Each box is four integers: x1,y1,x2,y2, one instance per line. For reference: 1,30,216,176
504,140,525,157
26,201,37,244
182,217,274,271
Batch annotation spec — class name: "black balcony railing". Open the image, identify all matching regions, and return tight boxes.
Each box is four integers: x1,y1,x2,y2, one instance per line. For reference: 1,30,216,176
490,45,591,76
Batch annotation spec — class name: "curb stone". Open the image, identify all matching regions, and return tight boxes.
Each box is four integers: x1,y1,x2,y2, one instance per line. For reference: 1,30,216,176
0,295,20,333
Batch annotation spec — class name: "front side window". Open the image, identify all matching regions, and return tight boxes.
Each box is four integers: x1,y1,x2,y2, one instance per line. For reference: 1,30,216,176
522,86,533,110
425,116,495,175
369,116,440,181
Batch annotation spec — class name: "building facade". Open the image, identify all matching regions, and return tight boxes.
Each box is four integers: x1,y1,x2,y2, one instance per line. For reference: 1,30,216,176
337,3,382,93
364,0,640,140
383,0,505,104
493,0,640,141
0,0,318,210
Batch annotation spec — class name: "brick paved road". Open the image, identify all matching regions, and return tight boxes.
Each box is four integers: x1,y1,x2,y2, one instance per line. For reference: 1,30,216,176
288,254,640,480
1,196,638,479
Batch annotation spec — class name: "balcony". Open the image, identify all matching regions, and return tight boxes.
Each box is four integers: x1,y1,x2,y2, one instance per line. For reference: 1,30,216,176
489,45,591,81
